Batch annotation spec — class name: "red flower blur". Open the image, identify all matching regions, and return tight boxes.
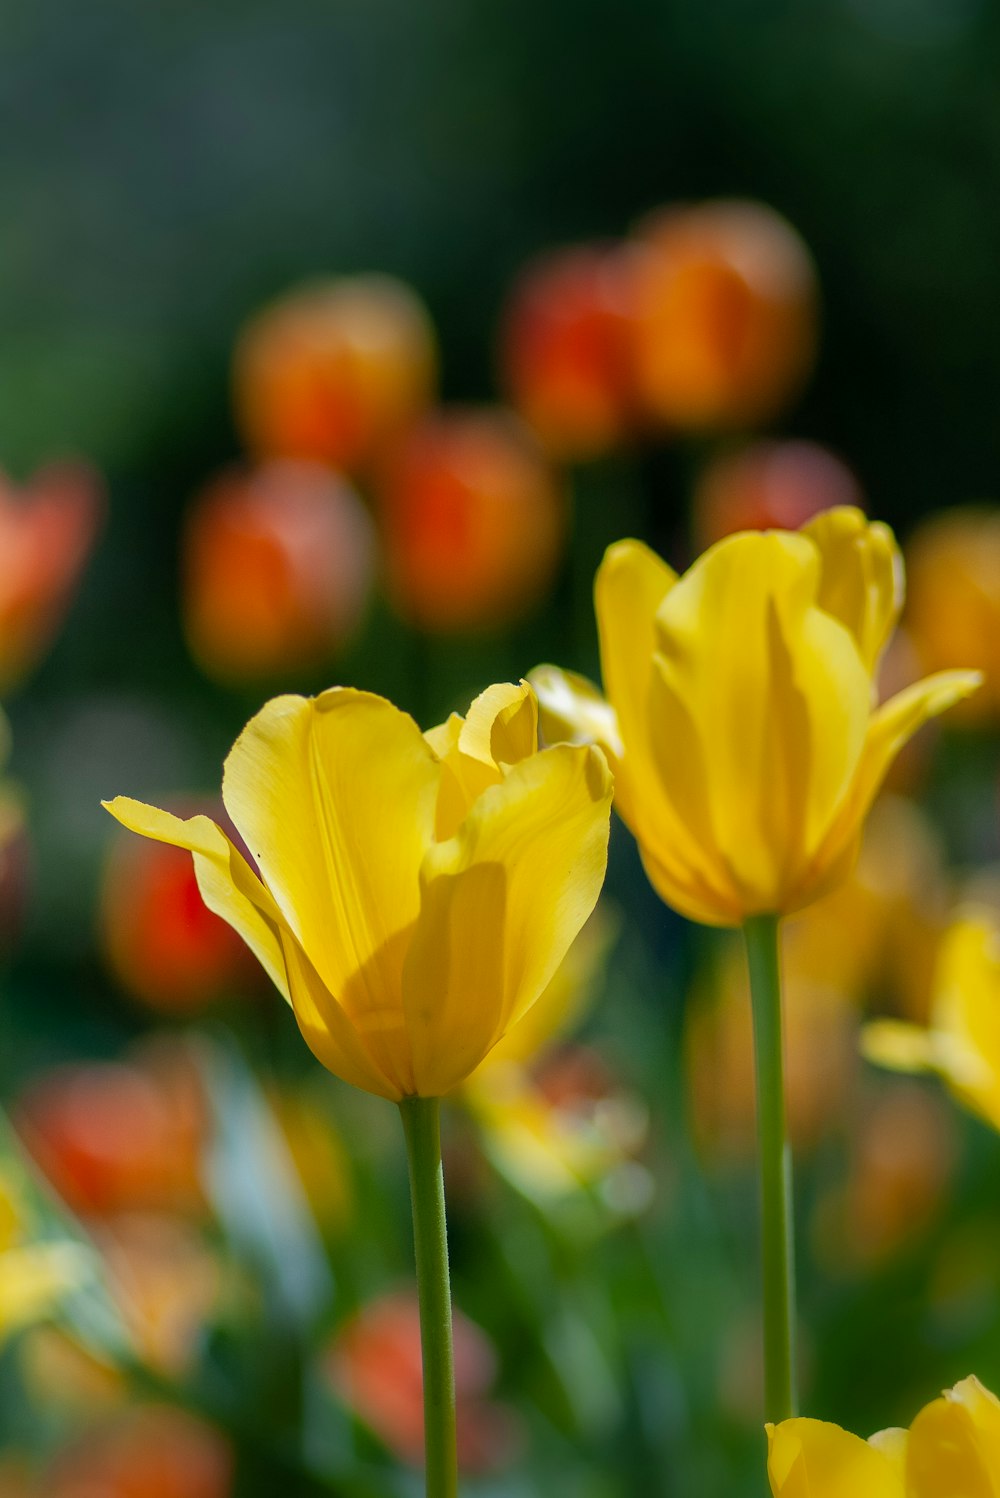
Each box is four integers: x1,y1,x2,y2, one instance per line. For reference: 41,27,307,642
328,1291,521,1474
628,199,818,432
0,461,104,691
101,806,261,1014
182,461,375,683
232,275,437,473
15,1043,206,1218
499,245,636,461
691,440,864,550
376,408,566,632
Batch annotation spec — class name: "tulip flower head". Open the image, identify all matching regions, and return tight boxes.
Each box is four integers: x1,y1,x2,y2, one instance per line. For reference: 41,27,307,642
534,508,980,926
767,1375,1000,1496
104,682,612,1100
863,908,1000,1132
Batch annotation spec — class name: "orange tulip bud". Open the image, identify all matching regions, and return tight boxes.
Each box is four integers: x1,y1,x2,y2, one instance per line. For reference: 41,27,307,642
101,805,262,1013
48,1405,232,1498
376,409,566,632
692,441,863,550
182,461,375,683
628,199,818,432
233,275,437,471
498,245,636,460
16,1048,205,1217
0,461,103,691
905,506,1000,723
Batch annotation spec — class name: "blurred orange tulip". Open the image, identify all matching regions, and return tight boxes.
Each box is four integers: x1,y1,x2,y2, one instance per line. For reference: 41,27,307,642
692,440,863,550
905,506,1000,723
16,1047,206,1218
328,1291,520,1474
48,1405,232,1498
628,199,818,431
102,806,261,1013
376,408,567,631
182,461,375,683
0,461,104,692
498,245,636,460
233,275,437,472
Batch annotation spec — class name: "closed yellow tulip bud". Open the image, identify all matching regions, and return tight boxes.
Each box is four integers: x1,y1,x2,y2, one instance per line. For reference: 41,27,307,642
104,682,612,1101
533,508,980,926
767,1375,1000,1497
863,909,1000,1132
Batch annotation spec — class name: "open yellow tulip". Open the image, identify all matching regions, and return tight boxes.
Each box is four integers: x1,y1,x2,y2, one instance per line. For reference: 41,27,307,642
863,908,1000,1132
767,1375,1000,1497
533,507,980,926
104,681,612,1101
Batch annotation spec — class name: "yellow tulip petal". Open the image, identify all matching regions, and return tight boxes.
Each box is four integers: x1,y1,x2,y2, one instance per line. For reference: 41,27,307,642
458,680,538,768
766,1417,906,1497
278,927,406,1101
861,1020,940,1075
0,1243,93,1342
403,743,613,1095
102,796,290,999
221,690,440,1077
651,530,870,909
802,507,903,674
908,1377,1000,1498
529,664,623,764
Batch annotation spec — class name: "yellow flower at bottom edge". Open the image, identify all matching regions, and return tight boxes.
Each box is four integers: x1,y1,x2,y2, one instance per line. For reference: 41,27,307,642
532,507,980,925
863,909,1000,1132
767,1376,1000,1497
104,681,612,1100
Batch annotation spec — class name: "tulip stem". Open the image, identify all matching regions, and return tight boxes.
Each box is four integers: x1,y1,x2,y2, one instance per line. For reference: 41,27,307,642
743,914,797,1423
399,1095,458,1498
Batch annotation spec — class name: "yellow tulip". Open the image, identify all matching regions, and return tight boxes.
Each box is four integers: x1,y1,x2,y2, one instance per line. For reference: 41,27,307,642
533,507,980,925
863,909,1000,1132
767,1376,1000,1497
104,682,612,1101
0,1167,90,1344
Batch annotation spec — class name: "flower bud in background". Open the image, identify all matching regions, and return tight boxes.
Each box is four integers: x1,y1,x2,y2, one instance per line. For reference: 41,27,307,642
328,1291,521,1475
863,907,1000,1131
0,461,104,693
692,440,863,551
375,409,567,632
15,1043,206,1217
904,506,1000,724
628,199,818,432
182,461,375,684
498,245,636,461
47,1405,232,1498
232,275,437,473
101,804,262,1014
767,1375,1000,1496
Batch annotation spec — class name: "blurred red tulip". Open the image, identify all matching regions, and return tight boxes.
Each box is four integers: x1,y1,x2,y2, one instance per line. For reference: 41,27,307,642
233,275,437,472
16,1048,206,1218
376,408,566,631
101,805,261,1013
691,440,863,549
499,245,636,460
182,461,375,683
48,1405,232,1498
328,1291,520,1474
628,199,818,432
0,461,104,691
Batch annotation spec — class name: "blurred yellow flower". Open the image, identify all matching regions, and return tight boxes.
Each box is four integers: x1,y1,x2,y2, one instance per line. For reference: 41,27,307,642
767,1375,1000,1496
534,507,979,925
105,682,612,1101
0,1166,90,1344
863,909,1000,1131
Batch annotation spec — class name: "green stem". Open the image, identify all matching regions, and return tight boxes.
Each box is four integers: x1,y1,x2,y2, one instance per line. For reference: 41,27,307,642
743,914,797,1423
399,1096,458,1498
